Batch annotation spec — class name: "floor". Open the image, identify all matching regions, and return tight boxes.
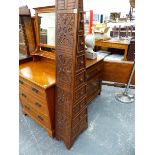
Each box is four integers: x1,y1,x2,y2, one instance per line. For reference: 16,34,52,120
19,85,135,155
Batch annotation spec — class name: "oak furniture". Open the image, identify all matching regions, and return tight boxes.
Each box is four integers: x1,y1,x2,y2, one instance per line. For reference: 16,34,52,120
19,4,103,149
95,38,130,60
19,6,56,137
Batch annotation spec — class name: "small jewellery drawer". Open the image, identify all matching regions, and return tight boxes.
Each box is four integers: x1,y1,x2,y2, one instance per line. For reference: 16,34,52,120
73,98,87,117
19,88,48,116
75,85,86,102
72,108,87,128
75,71,85,88
72,114,87,140
78,35,85,52
76,55,85,71
19,77,46,99
22,102,50,129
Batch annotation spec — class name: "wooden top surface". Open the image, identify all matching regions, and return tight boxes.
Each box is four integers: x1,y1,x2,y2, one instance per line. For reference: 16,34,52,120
19,56,103,88
86,56,103,68
96,38,130,45
19,60,56,89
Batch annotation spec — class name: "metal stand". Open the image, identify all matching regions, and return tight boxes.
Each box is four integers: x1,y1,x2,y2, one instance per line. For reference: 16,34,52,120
115,61,135,103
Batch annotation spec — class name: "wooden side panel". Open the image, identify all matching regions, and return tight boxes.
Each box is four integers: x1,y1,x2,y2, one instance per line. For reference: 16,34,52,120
102,60,135,85
55,0,87,149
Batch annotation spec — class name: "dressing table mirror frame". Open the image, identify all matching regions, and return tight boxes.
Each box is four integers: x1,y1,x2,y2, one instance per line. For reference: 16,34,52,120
32,6,56,58
19,5,36,62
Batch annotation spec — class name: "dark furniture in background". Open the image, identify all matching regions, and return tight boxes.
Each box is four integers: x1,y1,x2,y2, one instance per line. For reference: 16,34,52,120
126,38,135,61
110,26,135,38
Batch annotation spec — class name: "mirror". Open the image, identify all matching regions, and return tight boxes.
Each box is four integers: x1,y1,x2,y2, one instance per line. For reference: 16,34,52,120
38,12,55,47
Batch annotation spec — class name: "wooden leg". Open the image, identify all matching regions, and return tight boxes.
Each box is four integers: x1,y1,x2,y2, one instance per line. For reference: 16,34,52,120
46,129,55,138
123,46,128,61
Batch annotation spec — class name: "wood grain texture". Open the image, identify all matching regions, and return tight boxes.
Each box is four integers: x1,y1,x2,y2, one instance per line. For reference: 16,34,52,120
102,60,135,85
55,0,87,149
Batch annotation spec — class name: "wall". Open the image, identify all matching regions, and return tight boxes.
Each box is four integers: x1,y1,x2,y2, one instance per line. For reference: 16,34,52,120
19,0,130,17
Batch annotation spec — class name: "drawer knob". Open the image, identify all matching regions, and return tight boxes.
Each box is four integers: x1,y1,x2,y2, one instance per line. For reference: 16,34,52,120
21,93,27,98
80,60,84,64
19,80,24,84
79,78,83,82
32,87,39,93
80,19,84,23
35,102,41,108
25,105,30,110
38,115,44,121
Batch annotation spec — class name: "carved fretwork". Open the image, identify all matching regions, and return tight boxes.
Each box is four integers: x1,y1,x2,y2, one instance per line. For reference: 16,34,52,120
56,13,75,49
57,53,73,83
55,0,87,149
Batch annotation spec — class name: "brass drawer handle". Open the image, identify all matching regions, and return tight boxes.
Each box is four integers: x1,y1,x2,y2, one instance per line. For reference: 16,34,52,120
32,87,39,93
19,80,24,84
35,102,41,108
21,93,27,98
38,115,44,121
25,105,30,110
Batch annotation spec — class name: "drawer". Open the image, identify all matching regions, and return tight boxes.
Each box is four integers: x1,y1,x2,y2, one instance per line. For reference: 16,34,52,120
73,98,87,117
22,101,50,129
72,108,87,127
77,35,85,52
102,42,111,48
71,114,87,140
19,77,46,100
78,12,84,32
112,43,127,49
87,74,101,98
76,55,85,72
75,71,85,88
86,62,102,80
19,87,48,116
75,85,87,103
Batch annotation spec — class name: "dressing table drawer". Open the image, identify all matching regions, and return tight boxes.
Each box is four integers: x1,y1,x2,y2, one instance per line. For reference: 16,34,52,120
19,77,46,99
86,62,102,80
22,101,51,129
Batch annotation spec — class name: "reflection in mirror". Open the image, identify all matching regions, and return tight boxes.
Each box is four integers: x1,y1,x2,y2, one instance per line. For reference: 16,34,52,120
39,12,55,46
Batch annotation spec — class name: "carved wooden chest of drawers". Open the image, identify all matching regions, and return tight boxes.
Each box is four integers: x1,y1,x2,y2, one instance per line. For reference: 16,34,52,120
19,60,56,137
86,57,103,104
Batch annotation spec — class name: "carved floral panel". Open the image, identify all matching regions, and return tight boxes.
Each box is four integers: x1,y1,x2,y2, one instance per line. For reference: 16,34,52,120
56,13,75,48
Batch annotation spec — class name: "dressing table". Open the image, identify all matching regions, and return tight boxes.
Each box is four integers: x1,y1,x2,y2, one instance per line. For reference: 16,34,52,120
19,6,56,137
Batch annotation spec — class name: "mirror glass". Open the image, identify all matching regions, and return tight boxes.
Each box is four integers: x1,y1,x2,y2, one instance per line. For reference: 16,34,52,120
38,12,55,46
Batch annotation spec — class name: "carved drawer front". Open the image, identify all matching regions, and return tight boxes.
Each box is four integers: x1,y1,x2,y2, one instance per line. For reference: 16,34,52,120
73,98,87,117
71,113,87,141
75,71,85,88
77,35,85,52
75,85,86,103
76,55,85,72
78,12,84,32
86,62,102,80
19,77,46,100
72,108,87,127
22,101,50,129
